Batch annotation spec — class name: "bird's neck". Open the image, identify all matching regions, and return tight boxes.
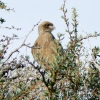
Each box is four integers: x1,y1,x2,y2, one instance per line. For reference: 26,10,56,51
39,31,51,35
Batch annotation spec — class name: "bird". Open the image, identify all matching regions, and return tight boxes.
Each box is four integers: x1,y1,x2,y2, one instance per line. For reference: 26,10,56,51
31,21,63,69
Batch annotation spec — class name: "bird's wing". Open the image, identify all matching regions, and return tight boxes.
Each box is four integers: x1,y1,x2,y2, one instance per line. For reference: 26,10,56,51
31,33,63,66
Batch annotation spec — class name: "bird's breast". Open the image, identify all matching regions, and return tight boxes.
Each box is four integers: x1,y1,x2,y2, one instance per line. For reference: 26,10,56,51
31,33,56,64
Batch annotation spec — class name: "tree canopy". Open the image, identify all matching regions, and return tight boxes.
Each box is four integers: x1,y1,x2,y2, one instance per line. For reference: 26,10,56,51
0,1,100,100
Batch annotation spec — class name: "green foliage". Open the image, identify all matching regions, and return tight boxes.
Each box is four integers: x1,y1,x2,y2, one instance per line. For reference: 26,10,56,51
0,0,100,100
0,18,5,24
0,1,6,24
0,1,6,9
0,1,14,24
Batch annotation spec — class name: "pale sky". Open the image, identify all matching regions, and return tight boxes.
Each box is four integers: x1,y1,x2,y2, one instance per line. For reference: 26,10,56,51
0,0,100,61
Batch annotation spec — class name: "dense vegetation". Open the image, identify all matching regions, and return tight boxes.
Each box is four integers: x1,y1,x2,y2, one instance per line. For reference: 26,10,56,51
0,1,100,100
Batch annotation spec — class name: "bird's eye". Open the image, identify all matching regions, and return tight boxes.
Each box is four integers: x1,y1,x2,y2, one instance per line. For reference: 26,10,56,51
46,24,49,27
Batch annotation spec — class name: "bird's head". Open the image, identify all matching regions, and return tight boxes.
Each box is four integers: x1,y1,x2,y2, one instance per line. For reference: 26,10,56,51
38,21,55,35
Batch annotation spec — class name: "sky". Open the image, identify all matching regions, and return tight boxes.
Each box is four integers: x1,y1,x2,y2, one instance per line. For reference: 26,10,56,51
0,0,100,61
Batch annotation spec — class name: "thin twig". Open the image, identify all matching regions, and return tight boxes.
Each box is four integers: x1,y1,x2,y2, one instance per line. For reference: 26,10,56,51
0,26,21,30
78,33,100,42
0,20,41,67
23,43,41,49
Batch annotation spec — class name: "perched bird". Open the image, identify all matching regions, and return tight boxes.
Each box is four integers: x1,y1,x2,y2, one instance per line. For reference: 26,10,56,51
31,21,63,69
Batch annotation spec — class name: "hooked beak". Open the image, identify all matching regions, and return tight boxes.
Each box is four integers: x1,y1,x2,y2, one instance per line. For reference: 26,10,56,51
49,25,56,30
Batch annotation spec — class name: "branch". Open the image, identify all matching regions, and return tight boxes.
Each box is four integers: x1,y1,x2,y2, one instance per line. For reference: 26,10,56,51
61,0,72,38
26,60,50,91
23,43,41,49
0,26,21,30
0,20,41,67
14,80,42,100
78,33,100,42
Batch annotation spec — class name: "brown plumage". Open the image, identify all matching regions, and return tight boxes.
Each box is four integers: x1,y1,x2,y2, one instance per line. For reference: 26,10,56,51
31,21,62,69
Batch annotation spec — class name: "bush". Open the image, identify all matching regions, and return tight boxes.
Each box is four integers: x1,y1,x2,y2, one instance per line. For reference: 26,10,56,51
0,1,100,100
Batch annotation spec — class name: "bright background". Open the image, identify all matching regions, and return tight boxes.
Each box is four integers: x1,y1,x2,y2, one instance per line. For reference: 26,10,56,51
0,0,100,61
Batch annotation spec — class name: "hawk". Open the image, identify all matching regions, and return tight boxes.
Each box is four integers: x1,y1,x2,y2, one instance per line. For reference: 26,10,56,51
31,21,63,69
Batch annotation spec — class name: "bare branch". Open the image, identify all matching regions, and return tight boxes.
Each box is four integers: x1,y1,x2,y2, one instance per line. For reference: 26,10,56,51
0,20,41,67
23,43,41,49
78,33,100,42
0,26,21,30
